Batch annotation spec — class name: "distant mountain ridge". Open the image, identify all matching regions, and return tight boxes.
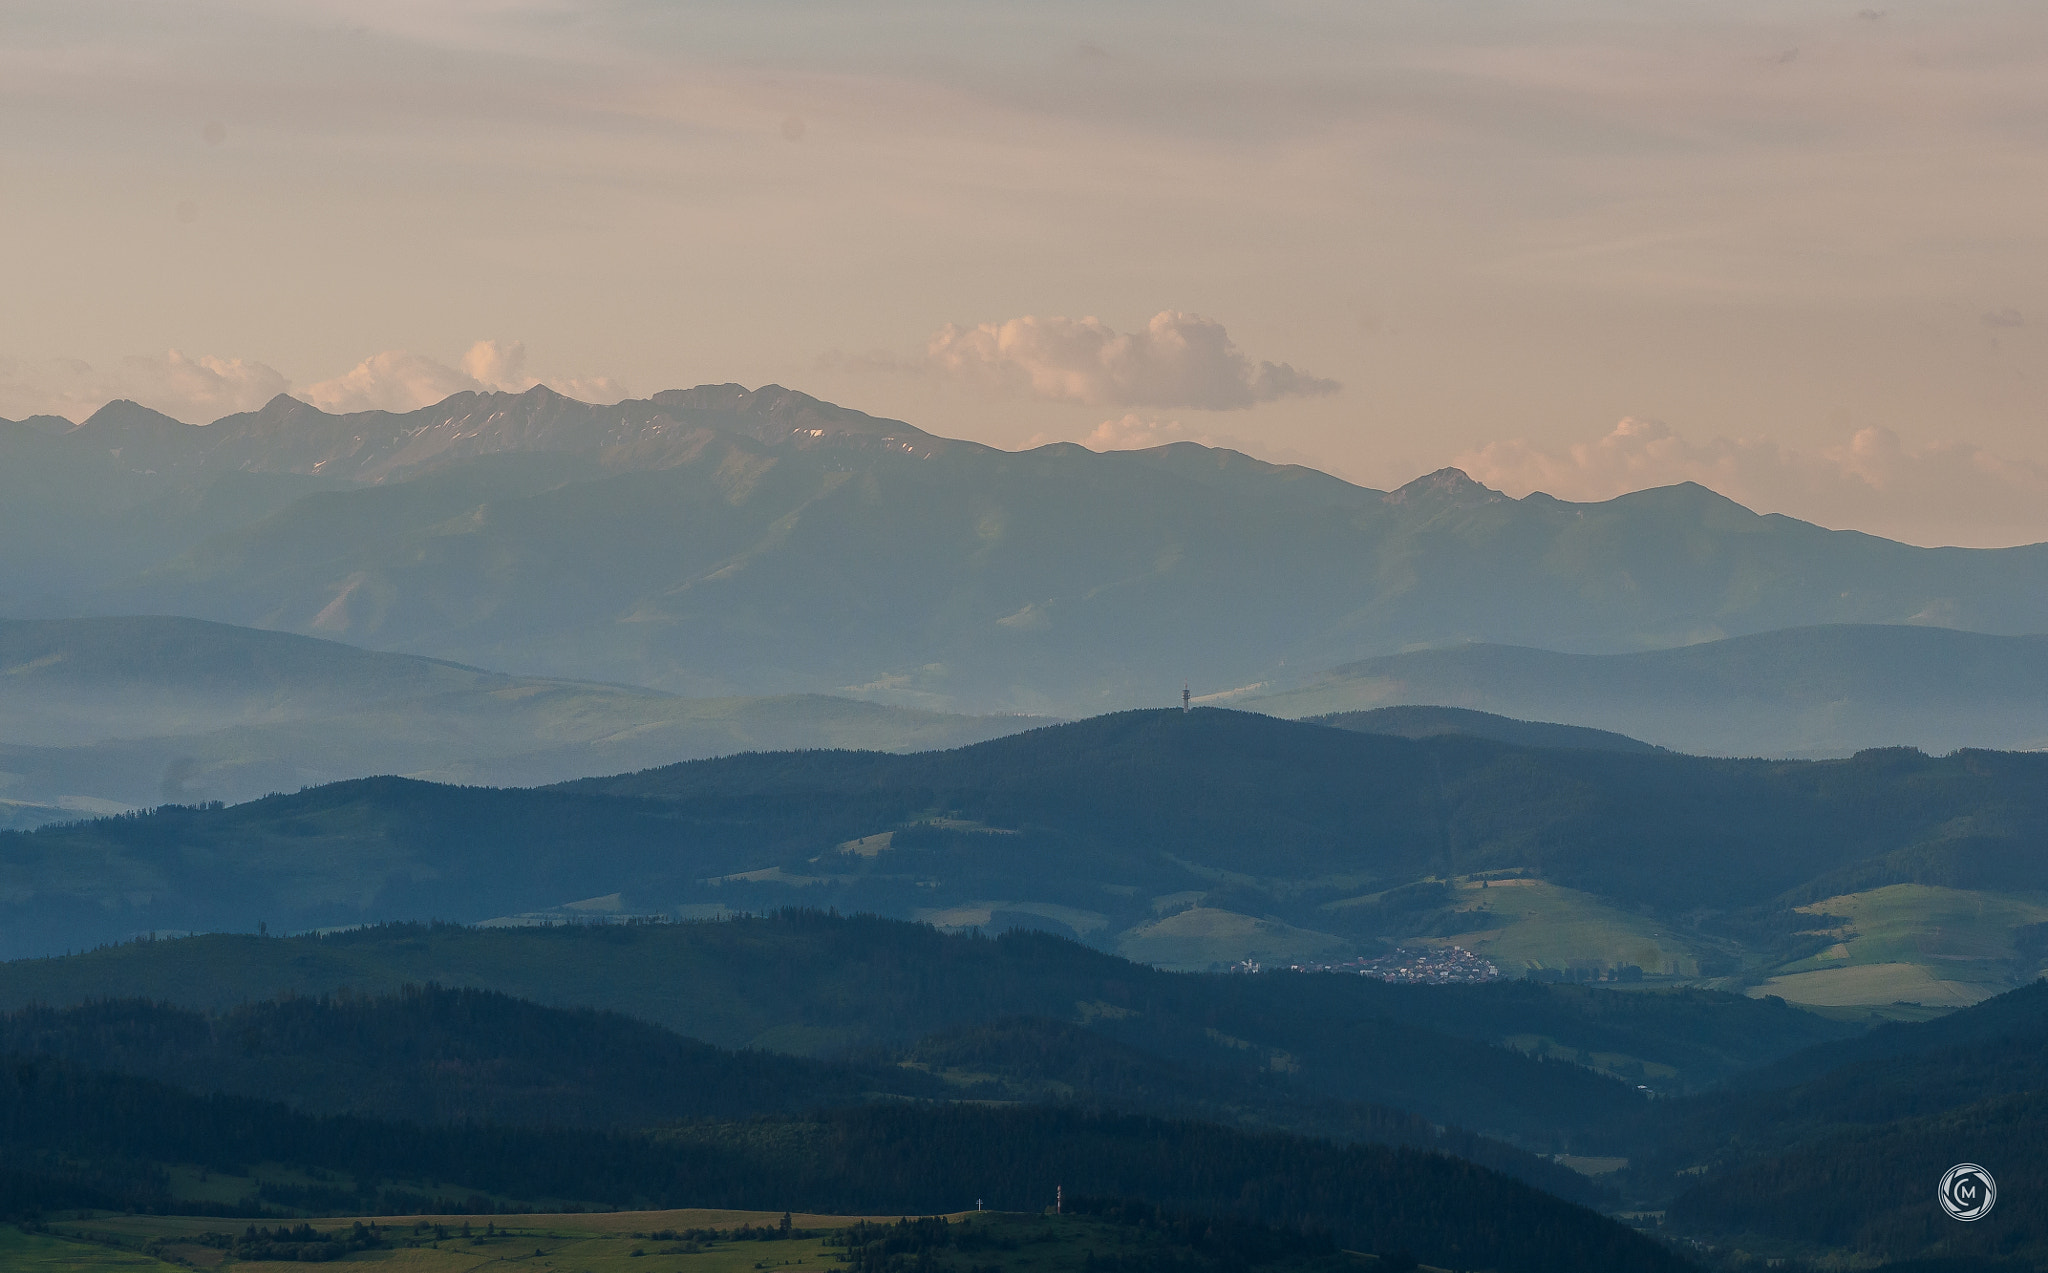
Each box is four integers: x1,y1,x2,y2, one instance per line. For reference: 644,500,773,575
1313,706,1662,754
10,385,2048,714
35,383,957,484
1246,624,2048,756
0,615,1036,826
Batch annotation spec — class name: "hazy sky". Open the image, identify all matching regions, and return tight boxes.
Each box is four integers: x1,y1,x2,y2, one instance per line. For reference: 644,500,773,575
4,1,2045,546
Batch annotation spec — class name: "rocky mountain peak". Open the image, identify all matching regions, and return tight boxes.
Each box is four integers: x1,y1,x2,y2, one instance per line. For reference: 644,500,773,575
1385,467,1507,509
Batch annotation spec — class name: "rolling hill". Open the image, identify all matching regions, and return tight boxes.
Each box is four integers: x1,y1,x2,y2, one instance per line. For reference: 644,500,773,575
1642,979,2048,1266
0,1057,1691,1273
0,913,1856,1151
1311,705,1661,754
10,386,2048,716
5,708,2047,1007
1244,624,2048,757
0,982,1609,1204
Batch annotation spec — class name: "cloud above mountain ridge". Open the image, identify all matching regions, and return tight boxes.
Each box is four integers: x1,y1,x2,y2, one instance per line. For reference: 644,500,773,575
0,341,628,424
1459,417,2048,549
0,351,290,425
304,340,627,414
925,311,1338,410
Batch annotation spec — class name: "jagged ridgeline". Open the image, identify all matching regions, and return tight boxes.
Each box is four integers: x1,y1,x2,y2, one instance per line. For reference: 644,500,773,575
7,384,2048,714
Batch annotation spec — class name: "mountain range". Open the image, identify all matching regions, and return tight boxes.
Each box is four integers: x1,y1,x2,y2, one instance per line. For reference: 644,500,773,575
10,385,2048,716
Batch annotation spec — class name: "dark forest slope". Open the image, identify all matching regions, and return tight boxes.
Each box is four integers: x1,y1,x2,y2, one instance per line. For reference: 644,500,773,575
0,1058,1693,1273
0,985,1601,1204
0,915,1854,1151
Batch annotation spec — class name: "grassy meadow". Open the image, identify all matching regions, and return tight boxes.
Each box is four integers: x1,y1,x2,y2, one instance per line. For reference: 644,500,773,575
10,1209,1391,1273
1746,883,2048,1008
1403,877,1706,980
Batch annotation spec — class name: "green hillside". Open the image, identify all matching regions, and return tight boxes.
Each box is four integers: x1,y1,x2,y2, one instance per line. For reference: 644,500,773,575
12,1208,1377,1273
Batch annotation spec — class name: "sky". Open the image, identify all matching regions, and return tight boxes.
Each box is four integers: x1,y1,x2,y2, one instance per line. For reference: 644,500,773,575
3,0,2045,547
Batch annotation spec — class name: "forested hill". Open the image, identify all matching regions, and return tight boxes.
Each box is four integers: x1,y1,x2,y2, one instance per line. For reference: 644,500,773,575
0,984,1601,1204
0,1057,1692,1273
4,708,2044,962
561,707,2048,912
0,986,944,1126
0,915,1852,1151
1310,705,1663,754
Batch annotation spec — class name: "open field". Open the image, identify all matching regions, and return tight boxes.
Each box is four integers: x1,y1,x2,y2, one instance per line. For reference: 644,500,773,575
1748,884,2048,1007
0,1226,175,1272
1325,875,1709,980
1115,906,1348,971
1746,961,1990,1008
19,1209,1383,1273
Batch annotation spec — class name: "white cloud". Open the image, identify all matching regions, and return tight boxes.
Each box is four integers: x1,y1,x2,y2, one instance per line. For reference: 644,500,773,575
1457,418,2048,549
303,340,628,413
925,311,1339,410
0,350,290,425
303,349,487,414
2,341,628,422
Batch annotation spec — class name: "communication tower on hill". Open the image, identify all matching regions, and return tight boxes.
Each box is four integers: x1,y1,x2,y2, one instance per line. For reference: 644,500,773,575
1182,683,1190,712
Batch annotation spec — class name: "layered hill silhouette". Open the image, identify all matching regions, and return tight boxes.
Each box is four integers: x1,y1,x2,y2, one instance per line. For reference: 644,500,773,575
0,1058,1686,1273
0,616,1035,828
1312,705,1662,754
0,914,1851,1150
1646,979,2048,1264
9,385,2048,715
6,709,2046,1006
0,982,1609,1203
1248,624,2048,756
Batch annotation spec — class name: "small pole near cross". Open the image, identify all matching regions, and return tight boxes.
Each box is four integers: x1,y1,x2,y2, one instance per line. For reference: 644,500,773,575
1056,1184,1063,1214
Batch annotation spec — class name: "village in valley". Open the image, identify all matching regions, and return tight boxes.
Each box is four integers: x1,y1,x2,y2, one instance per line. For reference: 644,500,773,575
1234,946,1504,984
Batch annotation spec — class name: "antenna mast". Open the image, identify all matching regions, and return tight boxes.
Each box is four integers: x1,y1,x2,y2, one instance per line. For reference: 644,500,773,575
1182,683,1190,713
